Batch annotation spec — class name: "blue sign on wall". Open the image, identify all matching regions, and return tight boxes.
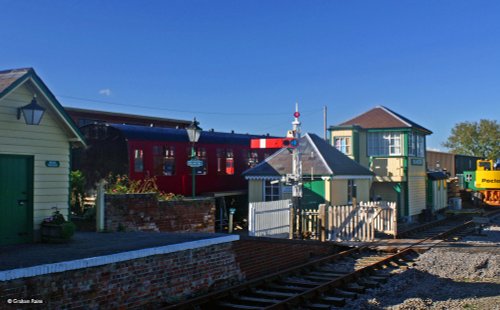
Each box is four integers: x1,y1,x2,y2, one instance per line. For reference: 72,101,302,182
45,160,60,168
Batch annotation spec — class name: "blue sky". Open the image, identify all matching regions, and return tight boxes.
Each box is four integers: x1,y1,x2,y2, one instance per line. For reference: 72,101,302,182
1,0,499,150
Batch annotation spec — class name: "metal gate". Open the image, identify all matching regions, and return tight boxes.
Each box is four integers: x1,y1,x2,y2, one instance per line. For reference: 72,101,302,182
248,199,291,238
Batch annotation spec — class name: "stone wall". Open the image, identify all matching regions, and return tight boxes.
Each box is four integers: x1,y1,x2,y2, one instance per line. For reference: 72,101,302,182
105,194,215,233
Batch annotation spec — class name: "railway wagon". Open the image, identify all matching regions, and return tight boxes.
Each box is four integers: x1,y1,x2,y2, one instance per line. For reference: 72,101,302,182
76,123,276,196
462,160,500,207
426,150,480,177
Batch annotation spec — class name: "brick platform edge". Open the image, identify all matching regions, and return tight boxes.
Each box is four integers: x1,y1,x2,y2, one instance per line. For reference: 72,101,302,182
105,194,215,233
0,236,340,307
0,236,241,308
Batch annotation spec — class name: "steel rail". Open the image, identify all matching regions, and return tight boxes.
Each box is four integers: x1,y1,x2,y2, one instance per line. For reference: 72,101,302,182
166,214,494,309
165,247,363,309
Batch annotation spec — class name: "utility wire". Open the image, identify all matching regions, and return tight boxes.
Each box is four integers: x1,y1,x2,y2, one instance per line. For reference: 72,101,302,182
58,94,323,116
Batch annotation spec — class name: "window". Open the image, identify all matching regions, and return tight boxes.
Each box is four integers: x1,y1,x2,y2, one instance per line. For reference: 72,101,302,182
408,132,425,157
246,150,259,168
133,149,144,172
367,132,402,156
264,180,281,201
153,146,176,176
347,179,357,204
190,147,207,175
334,136,351,155
217,149,234,175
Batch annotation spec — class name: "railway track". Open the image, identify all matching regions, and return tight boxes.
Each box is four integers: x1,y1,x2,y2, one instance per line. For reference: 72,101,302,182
165,210,499,309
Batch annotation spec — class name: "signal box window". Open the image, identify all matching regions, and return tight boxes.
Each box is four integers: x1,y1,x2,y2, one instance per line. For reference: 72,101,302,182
334,137,351,155
264,180,280,201
133,149,144,172
189,147,207,175
367,132,402,156
217,149,235,175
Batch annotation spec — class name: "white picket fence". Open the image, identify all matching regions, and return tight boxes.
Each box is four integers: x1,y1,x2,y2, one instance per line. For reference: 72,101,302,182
326,201,397,241
248,199,291,238
248,200,397,242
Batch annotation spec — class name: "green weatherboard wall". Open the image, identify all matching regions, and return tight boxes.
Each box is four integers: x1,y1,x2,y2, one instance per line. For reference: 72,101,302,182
301,180,325,210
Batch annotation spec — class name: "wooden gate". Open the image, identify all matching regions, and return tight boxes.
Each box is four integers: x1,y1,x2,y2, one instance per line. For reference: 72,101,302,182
293,201,397,242
248,199,291,238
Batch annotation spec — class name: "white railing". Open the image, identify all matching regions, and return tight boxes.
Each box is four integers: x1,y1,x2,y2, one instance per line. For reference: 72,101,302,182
248,199,291,238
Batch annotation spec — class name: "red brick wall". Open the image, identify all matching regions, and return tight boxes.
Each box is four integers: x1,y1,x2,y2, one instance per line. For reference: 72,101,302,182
232,237,339,279
105,194,215,233
0,242,242,308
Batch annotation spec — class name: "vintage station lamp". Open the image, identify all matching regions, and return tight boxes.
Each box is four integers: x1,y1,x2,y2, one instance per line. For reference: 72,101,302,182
17,95,45,125
186,118,202,197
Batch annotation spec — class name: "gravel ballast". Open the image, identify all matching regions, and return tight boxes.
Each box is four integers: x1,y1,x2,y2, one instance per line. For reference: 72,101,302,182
347,216,500,309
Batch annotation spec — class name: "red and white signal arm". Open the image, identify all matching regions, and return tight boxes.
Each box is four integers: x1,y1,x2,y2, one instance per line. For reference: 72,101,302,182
251,137,298,149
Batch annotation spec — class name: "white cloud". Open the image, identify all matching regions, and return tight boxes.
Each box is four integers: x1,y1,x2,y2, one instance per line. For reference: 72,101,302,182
98,88,112,96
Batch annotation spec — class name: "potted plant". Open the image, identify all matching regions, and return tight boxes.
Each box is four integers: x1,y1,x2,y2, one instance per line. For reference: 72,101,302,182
40,208,76,243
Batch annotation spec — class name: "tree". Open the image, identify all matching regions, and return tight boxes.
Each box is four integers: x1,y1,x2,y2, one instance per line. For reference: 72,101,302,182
443,119,499,159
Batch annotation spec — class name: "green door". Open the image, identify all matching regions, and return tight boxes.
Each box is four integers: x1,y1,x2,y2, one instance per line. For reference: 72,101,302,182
302,180,325,210
0,155,33,245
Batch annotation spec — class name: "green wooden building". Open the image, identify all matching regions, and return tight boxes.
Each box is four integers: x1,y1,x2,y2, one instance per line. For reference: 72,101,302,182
329,106,432,221
0,68,85,245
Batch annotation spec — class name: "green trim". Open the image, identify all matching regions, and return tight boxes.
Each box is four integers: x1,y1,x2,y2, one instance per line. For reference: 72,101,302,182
0,69,86,146
366,128,411,133
426,179,433,209
403,132,408,156
353,130,359,162
403,158,409,217
68,144,72,220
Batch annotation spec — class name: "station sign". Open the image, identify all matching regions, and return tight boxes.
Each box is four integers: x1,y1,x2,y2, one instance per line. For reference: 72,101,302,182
187,159,204,168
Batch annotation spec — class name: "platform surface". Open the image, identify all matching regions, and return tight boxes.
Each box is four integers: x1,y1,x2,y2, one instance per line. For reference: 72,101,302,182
0,231,232,271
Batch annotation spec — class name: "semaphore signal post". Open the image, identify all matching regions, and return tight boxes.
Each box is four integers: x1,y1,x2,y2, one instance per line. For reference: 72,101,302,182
250,104,303,238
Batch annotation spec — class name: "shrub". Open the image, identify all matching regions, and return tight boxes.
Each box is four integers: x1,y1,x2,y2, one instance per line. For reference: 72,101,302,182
105,174,183,201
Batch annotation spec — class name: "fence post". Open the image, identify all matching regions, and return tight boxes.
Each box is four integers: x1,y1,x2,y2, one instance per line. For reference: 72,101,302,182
319,204,326,241
96,179,107,232
392,202,398,238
